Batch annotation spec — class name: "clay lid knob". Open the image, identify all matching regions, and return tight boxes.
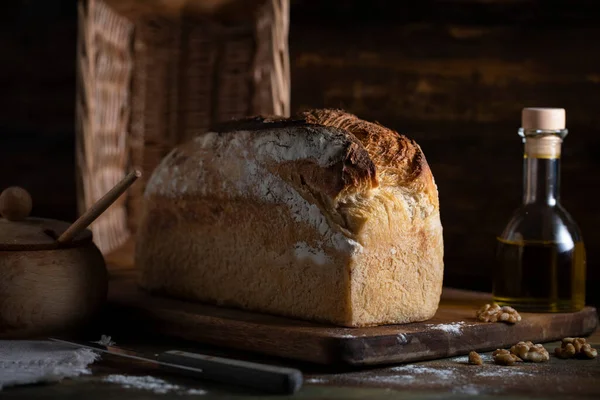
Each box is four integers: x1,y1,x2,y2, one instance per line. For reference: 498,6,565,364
0,187,32,221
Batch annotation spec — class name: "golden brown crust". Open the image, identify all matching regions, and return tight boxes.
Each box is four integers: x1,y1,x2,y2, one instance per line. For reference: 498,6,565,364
302,109,431,191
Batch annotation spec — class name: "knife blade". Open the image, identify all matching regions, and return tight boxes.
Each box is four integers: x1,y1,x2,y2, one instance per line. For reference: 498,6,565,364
49,338,303,394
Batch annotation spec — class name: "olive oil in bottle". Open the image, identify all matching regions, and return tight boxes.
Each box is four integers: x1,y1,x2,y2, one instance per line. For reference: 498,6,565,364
493,108,586,312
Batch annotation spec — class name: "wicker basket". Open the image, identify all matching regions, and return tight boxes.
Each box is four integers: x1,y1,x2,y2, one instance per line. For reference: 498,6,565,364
76,0,291,254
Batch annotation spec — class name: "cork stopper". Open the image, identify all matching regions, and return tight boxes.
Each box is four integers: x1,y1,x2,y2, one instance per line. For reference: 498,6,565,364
521,108,566,159
522,108,566,130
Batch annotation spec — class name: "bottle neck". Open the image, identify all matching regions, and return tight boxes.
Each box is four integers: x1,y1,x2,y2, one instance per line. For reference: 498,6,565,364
519,130,566,206
522,155,561,206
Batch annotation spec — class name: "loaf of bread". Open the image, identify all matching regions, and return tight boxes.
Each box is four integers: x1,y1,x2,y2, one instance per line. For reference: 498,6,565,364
135,109,443,327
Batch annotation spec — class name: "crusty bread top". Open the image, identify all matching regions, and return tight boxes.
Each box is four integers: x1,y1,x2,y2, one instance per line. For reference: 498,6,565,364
302,109,435,204
303,110,428,183
144,109,438,252
206,109,435,203
208,113,378,198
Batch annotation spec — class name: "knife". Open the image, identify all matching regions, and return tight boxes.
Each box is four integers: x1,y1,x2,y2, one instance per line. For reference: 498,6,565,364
49,338,303,394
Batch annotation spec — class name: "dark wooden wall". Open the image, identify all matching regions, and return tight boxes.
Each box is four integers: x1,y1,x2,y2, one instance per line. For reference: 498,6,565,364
1,0,599,305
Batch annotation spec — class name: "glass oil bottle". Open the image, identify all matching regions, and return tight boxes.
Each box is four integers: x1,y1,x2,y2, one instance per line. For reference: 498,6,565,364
493,108,586,312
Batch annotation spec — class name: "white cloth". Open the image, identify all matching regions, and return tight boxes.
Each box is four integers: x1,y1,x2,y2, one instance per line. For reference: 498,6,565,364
0,340,99,390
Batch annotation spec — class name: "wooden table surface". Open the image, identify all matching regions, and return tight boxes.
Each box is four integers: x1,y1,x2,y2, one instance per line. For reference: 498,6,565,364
2,321,599,399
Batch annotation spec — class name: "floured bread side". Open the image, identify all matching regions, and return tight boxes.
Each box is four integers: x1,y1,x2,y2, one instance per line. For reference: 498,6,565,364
136,110,443,327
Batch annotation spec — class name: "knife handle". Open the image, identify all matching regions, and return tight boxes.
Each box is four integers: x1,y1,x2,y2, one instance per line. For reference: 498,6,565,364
157,350,303,394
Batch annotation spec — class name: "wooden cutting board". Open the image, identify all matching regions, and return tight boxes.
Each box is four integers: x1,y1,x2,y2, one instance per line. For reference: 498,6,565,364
107,268,598,366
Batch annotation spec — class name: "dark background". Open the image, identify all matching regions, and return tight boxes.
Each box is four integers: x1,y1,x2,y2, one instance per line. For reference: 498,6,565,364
1,0,599,306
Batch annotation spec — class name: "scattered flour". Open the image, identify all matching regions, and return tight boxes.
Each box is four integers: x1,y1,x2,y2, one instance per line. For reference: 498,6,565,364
449,353,492,363
305,376,327,384
308,351,531,394
452,384,483,395
103,375,206,395
425,322,466,335
306,373,416,385
476,368,532,377
187,388,210,395
366,375,416,385
389,365,455,380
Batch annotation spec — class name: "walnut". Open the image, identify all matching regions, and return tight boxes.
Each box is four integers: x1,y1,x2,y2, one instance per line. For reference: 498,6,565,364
476,303,521,324
562,337,587,353
582,344,598,359
468,351,483,365
554,337,597,359
492,349,522,366
510,341,549,363
574,339,586,353
476,303,501,322
555,343,576,359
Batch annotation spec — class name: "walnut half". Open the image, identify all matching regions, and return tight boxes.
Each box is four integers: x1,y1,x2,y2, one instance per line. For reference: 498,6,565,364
555,337,598,359
492,349,522,366
555,343,576,359
510,341,550,363
476,303,521,324
582,344,598,359
468,351,483,365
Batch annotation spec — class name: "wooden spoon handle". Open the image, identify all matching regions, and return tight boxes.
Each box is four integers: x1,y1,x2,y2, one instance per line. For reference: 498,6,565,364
57,170,141,244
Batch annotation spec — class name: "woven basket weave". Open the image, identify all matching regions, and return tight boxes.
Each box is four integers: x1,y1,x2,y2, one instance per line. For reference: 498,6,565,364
76,0,291,254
